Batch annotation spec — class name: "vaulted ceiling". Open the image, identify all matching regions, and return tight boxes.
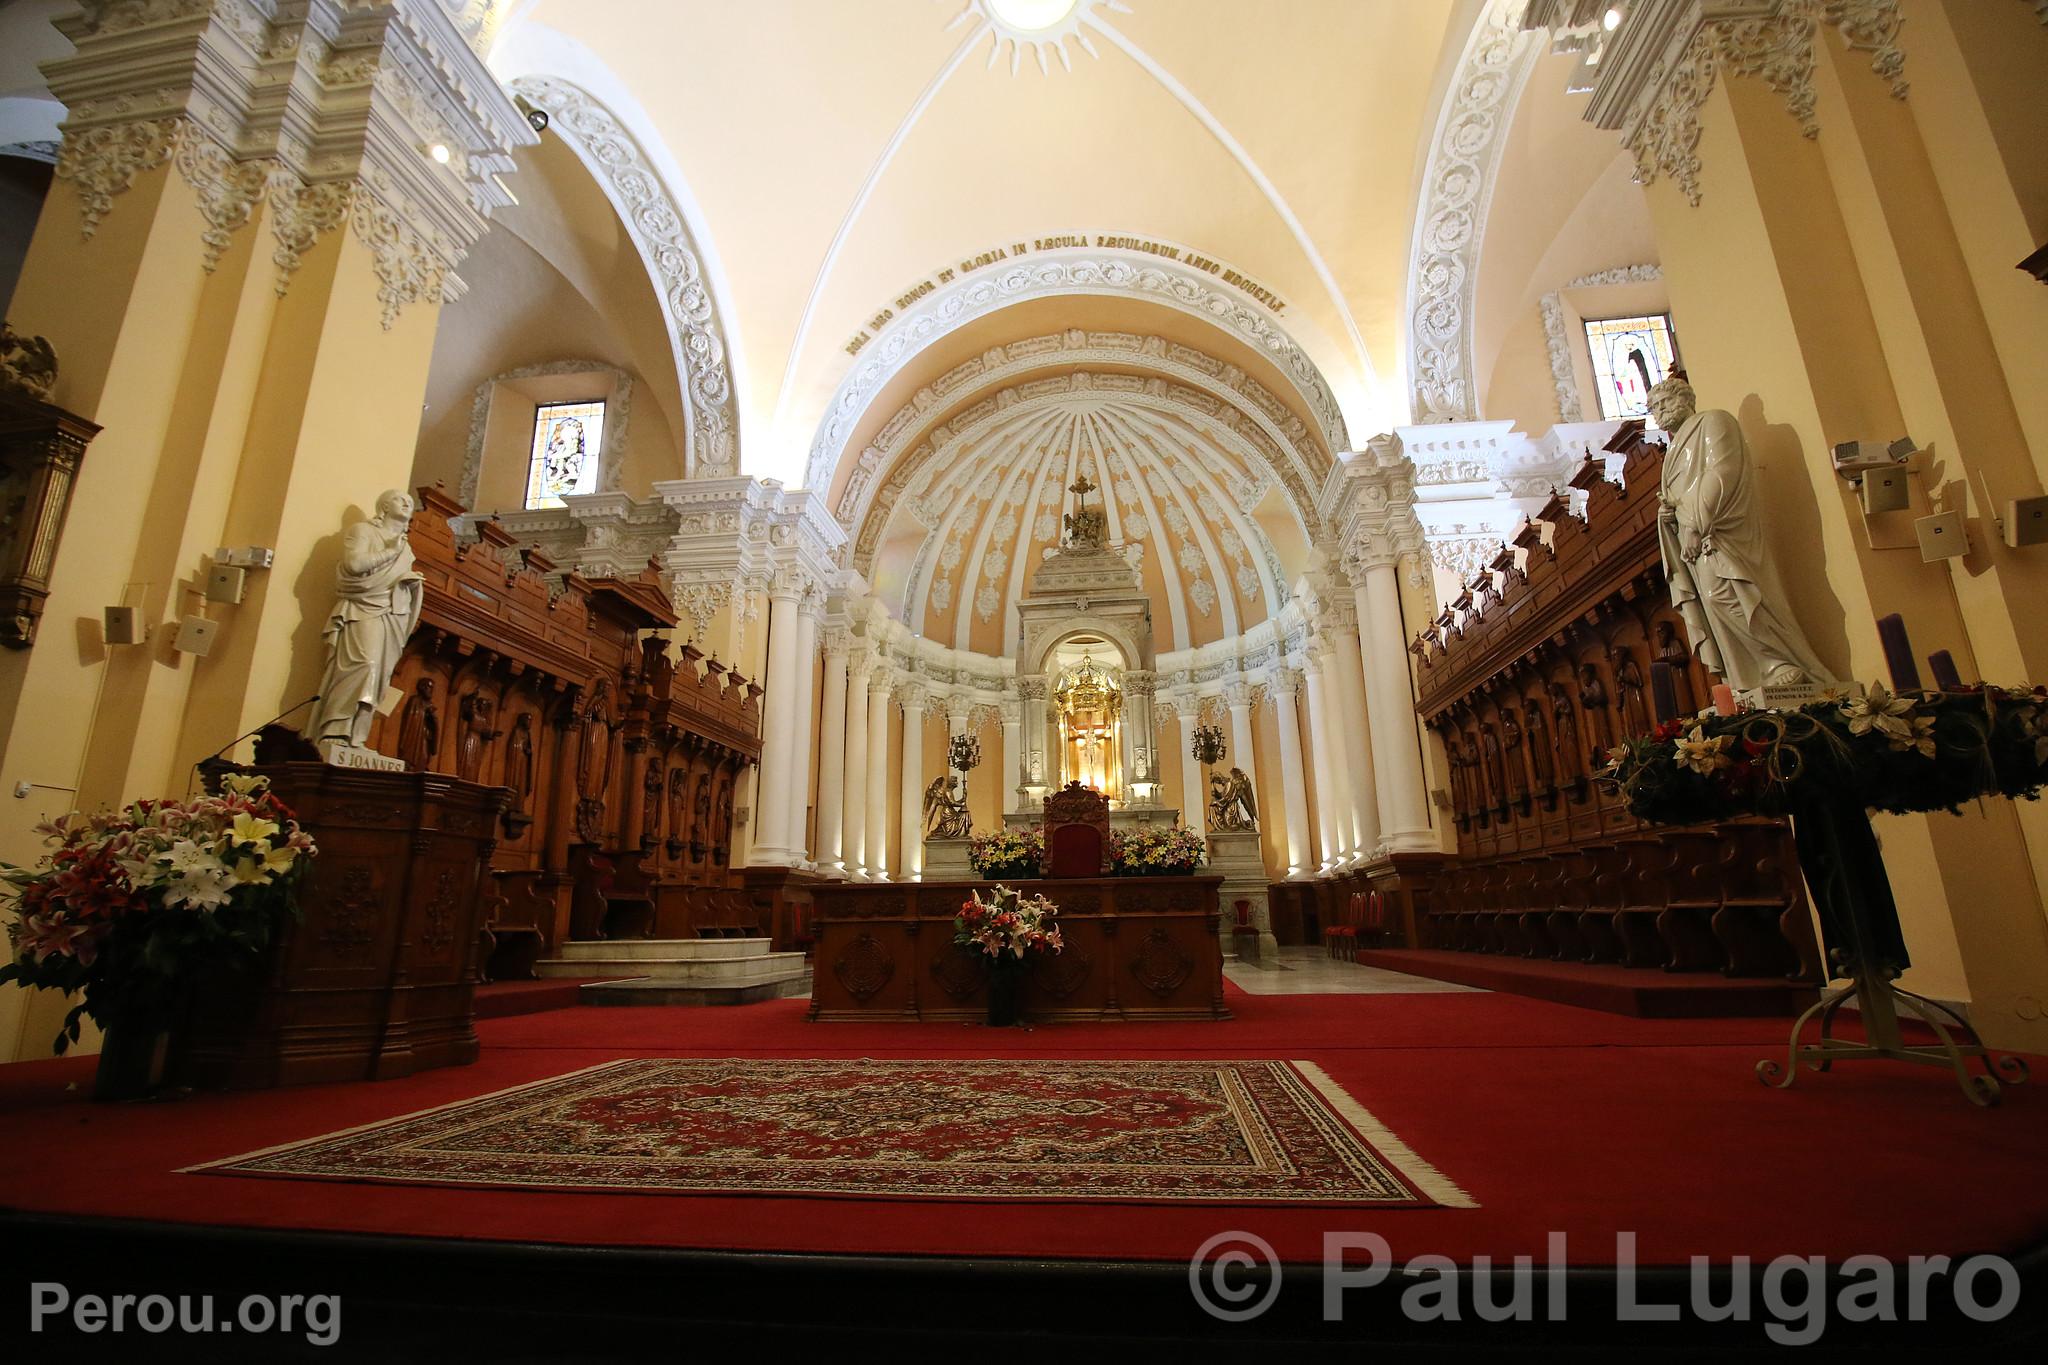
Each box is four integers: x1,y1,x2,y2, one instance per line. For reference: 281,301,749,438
492,0,1475,488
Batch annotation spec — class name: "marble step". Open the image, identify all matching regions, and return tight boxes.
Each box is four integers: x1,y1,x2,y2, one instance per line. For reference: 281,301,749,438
551,937,771,962
534,950,807,985
578,974,811,1008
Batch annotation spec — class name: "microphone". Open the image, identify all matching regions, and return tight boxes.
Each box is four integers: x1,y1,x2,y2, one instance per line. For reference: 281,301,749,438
197,694,321,771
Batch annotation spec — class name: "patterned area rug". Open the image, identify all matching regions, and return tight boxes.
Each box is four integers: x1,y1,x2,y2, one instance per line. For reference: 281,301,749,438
193,1059,1473,1207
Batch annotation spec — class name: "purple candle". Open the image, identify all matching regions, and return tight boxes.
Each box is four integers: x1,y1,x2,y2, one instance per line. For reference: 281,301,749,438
1927,649,1963,691
1649,660,1679,723
1876,614,1921,691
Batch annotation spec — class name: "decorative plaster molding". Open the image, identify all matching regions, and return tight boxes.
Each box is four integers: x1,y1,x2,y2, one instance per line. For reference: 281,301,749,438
0,141,61,165
1538,263,1663,422
508,75,739,480
43,0,534,325
459,359,636,508
1594,0,1908,207
1405,0,1542,424
804,250,1351,496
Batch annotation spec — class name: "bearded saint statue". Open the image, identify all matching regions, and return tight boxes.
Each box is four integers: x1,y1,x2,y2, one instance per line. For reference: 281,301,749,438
1650,375,1831,694
307,490,425,753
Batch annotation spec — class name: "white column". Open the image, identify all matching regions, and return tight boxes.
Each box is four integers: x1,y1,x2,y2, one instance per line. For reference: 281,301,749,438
1177,706,1207,838
1355,558,1432,850
1302,657,1345,874
1271,671,1314,879
897,684,926,881
841,654,870,878
1224,681,1256,782
1332,625,1381,860
782,598,820,864
1000,700,1022,815
865,674,893,879
747,581,801,865
814,631,849,876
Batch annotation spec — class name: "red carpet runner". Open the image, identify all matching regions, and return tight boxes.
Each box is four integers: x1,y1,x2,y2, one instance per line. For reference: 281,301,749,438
3,989,2044,1266
193,1057,1471,1207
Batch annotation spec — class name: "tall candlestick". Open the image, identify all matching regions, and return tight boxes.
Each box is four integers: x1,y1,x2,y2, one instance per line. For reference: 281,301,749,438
1649,660,1679,723
1876,614,1921,691
1927,650,1963,692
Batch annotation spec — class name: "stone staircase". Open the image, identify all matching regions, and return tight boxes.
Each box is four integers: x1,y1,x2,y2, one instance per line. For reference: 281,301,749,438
533,937,810,1006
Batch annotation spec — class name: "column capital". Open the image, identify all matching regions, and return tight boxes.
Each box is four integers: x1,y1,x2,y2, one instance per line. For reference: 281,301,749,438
1267,668,1303,703
820,626,851,659
45,0,537,325
1222,679,1253,710
943,692,974,724
895,681,928,711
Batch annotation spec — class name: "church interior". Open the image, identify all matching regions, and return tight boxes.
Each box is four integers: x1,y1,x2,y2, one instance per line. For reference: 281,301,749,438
1,0,2046,1353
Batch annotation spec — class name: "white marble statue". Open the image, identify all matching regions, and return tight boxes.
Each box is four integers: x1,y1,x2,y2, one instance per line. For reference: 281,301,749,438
308,489,425,754
1650,376,1830,694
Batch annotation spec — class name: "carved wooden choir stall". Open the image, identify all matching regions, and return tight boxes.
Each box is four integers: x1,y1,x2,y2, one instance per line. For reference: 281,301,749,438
1406,423,1821,990
364,487,764,978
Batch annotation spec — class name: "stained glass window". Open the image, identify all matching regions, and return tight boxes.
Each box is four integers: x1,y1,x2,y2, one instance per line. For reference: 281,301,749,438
524,399,606,508
1582,314,1680,426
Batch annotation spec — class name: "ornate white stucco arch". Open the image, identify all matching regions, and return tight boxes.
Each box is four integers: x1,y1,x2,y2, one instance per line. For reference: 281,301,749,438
498,68,741,478
1404,0,1541,424
803,248,1355,496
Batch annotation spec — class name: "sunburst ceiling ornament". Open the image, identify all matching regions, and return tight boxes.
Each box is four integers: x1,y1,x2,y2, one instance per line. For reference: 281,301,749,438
948,0,1127,75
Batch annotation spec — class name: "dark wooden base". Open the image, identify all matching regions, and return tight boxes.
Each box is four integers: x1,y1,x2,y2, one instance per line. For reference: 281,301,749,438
808,875,1229,1022
172,763,507,1089
1357,948,1812,1018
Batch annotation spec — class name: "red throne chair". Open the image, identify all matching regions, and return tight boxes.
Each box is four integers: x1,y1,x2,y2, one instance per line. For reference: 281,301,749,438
1042,781,1111,878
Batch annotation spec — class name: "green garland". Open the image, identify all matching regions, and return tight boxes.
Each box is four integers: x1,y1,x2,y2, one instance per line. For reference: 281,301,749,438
1601,684,2048,825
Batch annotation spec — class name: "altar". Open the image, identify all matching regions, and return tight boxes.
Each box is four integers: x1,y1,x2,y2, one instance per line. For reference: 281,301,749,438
808,875,1229,1022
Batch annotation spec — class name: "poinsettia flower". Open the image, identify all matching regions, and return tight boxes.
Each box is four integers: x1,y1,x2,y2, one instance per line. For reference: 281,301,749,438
1841,683,1918,744
1674,727,1732,776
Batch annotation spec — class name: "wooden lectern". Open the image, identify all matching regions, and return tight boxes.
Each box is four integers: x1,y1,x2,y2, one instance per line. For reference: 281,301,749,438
174,763,508,1089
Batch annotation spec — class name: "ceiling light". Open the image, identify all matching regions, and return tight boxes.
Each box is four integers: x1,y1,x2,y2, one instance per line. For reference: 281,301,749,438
429,143,451,164
1603,6,1623,31
990,0,1078,30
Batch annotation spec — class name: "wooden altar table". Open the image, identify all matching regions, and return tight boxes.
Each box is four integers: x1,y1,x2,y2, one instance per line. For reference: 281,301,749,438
808,875,1229,1022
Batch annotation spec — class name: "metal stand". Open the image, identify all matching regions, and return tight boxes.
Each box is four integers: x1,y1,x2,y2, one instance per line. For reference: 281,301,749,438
1760,797,2029,1106
1758,962,2028,1106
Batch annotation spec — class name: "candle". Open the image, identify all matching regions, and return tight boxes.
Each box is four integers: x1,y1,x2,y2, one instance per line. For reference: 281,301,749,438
1711,683,1737,716
1876,614,1921,691
1927,650,1963,691
1649,660,1679,723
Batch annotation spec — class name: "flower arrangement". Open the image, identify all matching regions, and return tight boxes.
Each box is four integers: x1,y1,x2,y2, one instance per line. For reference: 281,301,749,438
1109,822,1206,876
1600,683,2048,826
953,883,1063,961
0,773,316,1054
968,826,1043,879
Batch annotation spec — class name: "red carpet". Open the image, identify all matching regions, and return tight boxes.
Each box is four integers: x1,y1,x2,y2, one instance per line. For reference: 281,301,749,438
2,990,2043,1268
